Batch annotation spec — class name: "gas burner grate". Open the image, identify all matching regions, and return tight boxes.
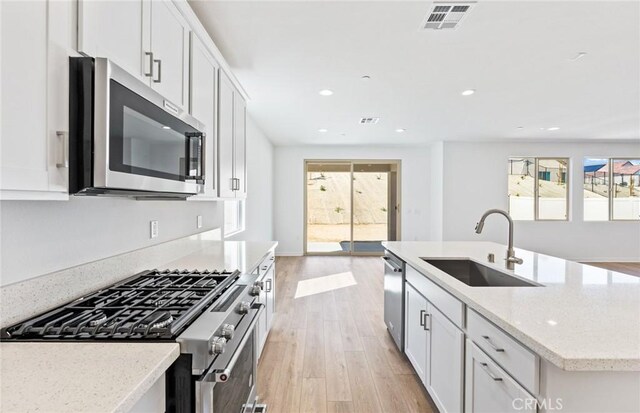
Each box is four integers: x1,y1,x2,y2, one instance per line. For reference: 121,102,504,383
2,269,240,340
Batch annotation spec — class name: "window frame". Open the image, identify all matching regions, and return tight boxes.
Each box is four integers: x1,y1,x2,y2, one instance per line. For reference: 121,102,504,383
224,199,245,237
508,156,570,221
608,158,639,221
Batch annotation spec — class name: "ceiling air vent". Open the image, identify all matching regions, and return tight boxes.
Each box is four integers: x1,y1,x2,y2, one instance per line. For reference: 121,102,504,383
422,2,475,30
359,117,380,124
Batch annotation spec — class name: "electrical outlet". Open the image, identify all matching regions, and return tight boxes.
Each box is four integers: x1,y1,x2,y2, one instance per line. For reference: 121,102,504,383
197,215,203,229
150,220,159,239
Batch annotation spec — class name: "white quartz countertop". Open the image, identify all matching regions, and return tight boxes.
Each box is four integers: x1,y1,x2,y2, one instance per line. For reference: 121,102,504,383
0,342,179,413
161,240,277,273
382,241,640,372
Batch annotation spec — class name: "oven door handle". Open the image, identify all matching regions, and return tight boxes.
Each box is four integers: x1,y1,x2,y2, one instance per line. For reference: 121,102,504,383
201,303,264,383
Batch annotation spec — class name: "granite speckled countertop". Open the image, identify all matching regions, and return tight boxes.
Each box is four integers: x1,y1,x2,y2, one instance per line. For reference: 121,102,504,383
383,241,640,372
0,342,179,413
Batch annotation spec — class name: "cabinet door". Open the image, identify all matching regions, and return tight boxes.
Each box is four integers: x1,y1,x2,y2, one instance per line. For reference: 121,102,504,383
404,282,428,382
426,304,464,413
150,0,189,108
189,33,218,198
218,72,236,198
1,0,68,199
233,93,247,198
78,0,150,82
465,340,536,413
265,266,276,331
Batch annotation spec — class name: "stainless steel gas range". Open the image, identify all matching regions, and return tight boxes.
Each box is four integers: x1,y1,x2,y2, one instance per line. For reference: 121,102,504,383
0,268,266,413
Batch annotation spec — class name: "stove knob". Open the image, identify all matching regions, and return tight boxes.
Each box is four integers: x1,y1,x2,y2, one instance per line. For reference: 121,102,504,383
210,336,226,355
221,323,235,340
237,301,250,315
249,281,263,296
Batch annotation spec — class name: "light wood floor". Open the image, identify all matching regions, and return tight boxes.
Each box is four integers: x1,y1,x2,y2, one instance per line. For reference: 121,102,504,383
584,262,640,277
257,256,436,413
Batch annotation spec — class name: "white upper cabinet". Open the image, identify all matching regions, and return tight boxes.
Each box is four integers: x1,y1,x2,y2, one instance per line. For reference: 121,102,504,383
1,0,72,200
217,70,247,199
189,33,219,199
149,0,189,108
233,93,247,198
78,0,189,110
218,71,236,199
77,0,150,82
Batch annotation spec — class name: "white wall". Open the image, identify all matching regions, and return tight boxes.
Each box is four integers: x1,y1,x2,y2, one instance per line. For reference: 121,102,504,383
274,145,432,255
0,198,222,286
440,141,640,261
229,115,275,242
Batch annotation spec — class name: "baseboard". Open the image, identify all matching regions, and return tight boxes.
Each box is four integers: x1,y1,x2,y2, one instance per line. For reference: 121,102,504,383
275,252,303,257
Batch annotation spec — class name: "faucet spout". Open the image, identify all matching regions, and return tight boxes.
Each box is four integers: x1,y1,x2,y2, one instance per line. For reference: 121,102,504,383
474,209,521,270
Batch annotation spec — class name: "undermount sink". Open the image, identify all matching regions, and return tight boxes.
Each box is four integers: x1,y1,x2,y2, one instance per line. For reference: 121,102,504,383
421,258,540,287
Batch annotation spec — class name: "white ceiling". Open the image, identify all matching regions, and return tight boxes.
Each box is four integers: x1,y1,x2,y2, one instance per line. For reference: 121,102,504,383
189,1,640,146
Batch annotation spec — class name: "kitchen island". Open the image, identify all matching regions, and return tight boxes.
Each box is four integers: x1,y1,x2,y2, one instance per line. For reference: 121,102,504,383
383,241,640,413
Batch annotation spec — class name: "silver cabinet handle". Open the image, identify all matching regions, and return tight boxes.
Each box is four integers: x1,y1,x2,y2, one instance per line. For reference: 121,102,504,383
144,52,154,77
480,362,503,381
419,310,426,327
423,312,430,331
266,279,272,293
56,131,69,168
153,59,162,83
482,335,505,352
382,256,402,272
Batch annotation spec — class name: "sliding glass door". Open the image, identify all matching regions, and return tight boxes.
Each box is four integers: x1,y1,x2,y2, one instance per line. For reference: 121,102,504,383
304,160,400,255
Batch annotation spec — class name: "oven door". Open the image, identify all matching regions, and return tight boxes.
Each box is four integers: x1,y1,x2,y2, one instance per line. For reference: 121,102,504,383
196,303,264,413
94,58,205,195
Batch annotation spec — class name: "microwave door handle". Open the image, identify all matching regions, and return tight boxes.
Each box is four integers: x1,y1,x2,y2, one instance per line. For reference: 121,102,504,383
201,303,264,383
185,133,204,182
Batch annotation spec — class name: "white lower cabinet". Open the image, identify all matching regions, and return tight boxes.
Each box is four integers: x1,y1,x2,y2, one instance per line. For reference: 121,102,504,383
405,280,464,413
465,340,537,413
426,304,464,413
256,252,276,358
404,282,428,382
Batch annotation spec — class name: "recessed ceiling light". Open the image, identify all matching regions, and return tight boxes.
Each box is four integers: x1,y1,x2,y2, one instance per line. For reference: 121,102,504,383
318,89,333,96
396,128,406,133
361,75,371,80
517,126,524,130
162,126,171,130
318,128,328,133
461,89,475,96
547,127,560,131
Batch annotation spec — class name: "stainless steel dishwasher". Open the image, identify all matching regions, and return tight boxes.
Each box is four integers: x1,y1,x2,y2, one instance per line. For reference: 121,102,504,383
382,251,405,351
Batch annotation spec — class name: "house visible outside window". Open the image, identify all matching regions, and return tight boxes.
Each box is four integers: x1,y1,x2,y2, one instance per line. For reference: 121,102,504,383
508,157,569,221
224,200,245,237
583,158,640,221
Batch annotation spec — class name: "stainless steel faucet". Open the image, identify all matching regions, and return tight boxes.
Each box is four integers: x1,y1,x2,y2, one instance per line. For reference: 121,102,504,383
475,209,523,270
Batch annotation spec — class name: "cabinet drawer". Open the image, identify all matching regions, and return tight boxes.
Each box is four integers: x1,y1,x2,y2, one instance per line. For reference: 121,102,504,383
257,252,275,275
467,309,539,394
465,340,536,413
406,265,464,328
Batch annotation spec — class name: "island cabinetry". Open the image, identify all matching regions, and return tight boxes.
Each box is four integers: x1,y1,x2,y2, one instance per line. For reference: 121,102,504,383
405,264,464,413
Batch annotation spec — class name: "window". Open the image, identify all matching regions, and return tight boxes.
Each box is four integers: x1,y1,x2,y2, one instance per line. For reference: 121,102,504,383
508,157,569,221
583,158,640,221
224,200,245,237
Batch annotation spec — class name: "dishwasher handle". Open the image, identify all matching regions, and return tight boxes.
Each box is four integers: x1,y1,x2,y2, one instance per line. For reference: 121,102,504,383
382,256,403,273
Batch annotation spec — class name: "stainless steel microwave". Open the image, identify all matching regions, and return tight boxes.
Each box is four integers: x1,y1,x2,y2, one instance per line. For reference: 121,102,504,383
69,57,205,198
